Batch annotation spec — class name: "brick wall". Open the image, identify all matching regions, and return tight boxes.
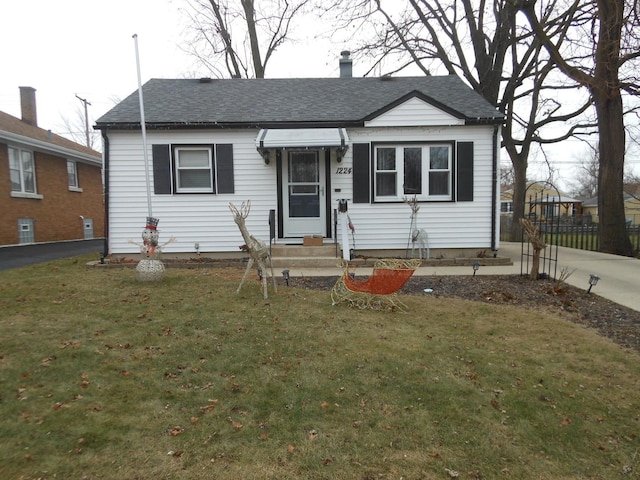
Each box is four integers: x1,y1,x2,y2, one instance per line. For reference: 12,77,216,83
0,142,104,245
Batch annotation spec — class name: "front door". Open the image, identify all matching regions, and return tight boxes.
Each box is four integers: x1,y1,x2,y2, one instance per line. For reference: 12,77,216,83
282,150,326,238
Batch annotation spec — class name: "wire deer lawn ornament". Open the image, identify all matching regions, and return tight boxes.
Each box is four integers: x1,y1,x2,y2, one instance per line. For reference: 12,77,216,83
229,201,277,300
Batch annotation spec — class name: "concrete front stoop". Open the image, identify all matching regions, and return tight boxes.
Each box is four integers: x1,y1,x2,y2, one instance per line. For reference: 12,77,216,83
270,244,343,268
269,244,513,269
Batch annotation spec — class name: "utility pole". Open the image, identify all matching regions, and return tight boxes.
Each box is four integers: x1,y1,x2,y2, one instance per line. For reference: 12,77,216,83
75,94,91,147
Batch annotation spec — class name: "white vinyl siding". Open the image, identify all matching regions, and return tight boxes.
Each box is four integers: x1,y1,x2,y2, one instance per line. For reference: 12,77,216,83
107,130,274,255
365,97,465,127
106,123,498,255
340,125,497,251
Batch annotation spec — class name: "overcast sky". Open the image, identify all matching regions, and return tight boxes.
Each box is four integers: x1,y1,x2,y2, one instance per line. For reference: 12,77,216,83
1,1,637,188
0,0,343,136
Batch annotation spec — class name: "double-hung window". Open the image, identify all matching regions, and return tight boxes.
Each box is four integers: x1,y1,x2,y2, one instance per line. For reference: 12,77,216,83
374,144,452,201
152,143,234,195
9,147,37,195
174,146,213,193
67,160,82,191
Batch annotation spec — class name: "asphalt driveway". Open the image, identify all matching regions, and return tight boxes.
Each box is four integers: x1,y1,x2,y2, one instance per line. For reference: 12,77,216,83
0,239,104,272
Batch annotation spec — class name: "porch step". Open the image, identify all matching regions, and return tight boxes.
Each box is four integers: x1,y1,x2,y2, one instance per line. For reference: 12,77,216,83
270,244,338,258
270,244,343,268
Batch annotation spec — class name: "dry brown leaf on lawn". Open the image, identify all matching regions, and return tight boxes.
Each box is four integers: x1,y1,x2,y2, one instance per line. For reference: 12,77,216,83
561,418,571,426
321,401,329,409
287,444,295,453
200,399,218,412
170,426,184,436
445,467,460,478
227,418,243,429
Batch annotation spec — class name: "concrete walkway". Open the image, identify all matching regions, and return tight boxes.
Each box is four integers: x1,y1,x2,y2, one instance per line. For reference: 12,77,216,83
289,242,640,313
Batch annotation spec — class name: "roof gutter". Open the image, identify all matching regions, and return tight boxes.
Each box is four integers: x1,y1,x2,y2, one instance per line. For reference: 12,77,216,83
0,129,102,166
94,120,367,131
491,124,500,254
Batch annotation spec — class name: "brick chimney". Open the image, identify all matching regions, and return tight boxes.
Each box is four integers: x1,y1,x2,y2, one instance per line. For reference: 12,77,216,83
19,86,38,127
339,50,352,78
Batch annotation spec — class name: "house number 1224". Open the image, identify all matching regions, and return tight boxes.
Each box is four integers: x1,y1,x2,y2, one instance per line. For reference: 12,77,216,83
335,167,352,174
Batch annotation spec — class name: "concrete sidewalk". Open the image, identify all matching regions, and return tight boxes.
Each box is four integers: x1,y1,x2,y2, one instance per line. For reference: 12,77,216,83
287,242,640,313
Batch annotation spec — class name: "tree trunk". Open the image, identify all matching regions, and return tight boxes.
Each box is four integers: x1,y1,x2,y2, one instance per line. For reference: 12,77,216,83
510,156,528,242
593,0,633,256
594,91,633,255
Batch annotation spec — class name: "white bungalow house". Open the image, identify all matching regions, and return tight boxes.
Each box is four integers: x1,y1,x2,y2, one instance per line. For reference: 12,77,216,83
95,55,503,259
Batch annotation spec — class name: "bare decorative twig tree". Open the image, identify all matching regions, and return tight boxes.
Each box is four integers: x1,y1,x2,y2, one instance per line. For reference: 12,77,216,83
519,217,547,279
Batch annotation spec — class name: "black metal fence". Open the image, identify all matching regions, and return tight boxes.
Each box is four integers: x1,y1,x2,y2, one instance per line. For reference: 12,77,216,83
501,216,640,252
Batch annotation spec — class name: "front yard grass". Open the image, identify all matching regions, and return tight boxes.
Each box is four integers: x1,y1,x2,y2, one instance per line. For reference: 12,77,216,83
1,255,639,479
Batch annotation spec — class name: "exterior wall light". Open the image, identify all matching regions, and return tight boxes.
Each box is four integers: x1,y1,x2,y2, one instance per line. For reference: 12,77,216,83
587,274,600,293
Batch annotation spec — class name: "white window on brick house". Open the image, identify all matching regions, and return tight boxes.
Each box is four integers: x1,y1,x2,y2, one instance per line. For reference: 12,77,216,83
9,147,37,195
67,160,83,191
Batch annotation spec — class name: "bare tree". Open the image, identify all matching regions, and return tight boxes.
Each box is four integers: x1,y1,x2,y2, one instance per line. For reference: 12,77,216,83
514,0,640,256
501,164,516,189
569,143,640,199
58,104,100,151
180,0,311,78
567,144,599,198
318,0,594,241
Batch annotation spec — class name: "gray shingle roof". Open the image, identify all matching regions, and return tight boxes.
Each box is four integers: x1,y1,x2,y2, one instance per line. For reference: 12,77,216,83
96,75,503,128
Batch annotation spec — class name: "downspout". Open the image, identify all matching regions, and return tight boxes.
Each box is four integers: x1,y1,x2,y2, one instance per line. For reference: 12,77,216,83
491,124,499,255
101,130,110,262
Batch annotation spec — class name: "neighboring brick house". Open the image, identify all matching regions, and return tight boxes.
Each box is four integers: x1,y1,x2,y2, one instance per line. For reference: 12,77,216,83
0,87,104,245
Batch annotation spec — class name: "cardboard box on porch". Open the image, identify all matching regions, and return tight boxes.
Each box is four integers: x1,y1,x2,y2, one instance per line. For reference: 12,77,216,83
303,235,323,247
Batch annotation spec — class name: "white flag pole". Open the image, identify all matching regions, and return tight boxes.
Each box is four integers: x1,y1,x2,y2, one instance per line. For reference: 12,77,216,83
133,33,152,218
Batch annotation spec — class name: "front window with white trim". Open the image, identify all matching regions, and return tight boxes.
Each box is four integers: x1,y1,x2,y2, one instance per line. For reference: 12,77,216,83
67,160,82,191
374,144,452,201
174,147,213,193
9,147,36,194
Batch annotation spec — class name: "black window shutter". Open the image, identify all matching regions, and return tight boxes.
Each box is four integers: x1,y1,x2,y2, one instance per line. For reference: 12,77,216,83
457,142,474,201
152,144,172,194
216,144,234,194
352,143,370,204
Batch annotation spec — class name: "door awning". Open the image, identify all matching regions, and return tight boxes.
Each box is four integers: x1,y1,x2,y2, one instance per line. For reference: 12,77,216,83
255,128,349,152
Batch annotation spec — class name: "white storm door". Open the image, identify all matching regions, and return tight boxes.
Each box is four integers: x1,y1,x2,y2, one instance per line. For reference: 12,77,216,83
283,150,326,237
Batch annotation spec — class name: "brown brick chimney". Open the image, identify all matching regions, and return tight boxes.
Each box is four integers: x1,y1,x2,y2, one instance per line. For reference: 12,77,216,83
19,86,37,126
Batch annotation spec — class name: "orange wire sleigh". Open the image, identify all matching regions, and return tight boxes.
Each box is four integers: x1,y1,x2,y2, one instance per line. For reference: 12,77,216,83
331,258,422,311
